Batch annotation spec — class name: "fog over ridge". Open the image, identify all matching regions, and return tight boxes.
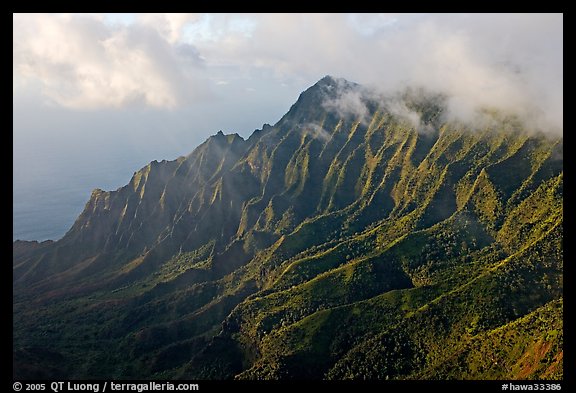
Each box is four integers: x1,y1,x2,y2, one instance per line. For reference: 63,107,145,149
14,13,562,133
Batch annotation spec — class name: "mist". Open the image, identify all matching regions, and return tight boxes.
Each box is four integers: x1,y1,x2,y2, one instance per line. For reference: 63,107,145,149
189,13,562,132
14,14,562,131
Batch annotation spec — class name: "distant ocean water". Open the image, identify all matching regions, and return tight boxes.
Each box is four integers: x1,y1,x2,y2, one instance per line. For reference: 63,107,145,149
13,145,195,242
13,155,146,241
13,179,93,241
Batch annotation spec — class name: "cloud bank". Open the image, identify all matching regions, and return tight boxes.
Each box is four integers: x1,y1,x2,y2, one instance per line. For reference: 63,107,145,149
13,13,208,109
13,13,562,131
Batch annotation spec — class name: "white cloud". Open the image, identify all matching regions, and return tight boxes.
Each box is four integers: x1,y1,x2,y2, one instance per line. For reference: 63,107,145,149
188,13,562,131
13,13,562,131
13,13,208,109
137,13,200,43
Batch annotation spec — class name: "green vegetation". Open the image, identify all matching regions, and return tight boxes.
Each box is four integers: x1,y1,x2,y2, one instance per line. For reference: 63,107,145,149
13,76,562,380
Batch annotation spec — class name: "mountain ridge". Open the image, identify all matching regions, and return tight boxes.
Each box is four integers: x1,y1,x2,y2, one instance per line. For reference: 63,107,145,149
13,76,562,380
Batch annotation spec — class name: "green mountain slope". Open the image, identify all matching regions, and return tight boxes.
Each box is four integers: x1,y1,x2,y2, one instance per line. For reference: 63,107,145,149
13,76,563,380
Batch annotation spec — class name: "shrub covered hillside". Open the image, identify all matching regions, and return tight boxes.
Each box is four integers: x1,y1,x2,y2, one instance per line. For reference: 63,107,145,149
13,76,563,380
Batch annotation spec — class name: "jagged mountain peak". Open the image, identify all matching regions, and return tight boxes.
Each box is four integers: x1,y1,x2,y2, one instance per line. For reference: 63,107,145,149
316,74,360,90
302,75,362,101
209,130,245,144
276,76,363,126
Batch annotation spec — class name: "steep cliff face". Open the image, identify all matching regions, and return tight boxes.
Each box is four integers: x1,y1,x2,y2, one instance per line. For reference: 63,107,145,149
13,76,563,380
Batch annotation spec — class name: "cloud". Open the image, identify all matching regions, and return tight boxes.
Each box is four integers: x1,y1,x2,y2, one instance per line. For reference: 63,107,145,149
192,13,562,132
13,13,562,132
13,13,209,109
321,81,371,124
318,80,442,134
297,123,333,142
137,13,200,43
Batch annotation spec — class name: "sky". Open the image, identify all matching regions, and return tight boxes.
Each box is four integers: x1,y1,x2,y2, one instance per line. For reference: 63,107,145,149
13,13,563,240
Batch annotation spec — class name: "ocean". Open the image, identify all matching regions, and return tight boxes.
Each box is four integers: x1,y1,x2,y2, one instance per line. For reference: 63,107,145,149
12,140,200,242
13,153,158,241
